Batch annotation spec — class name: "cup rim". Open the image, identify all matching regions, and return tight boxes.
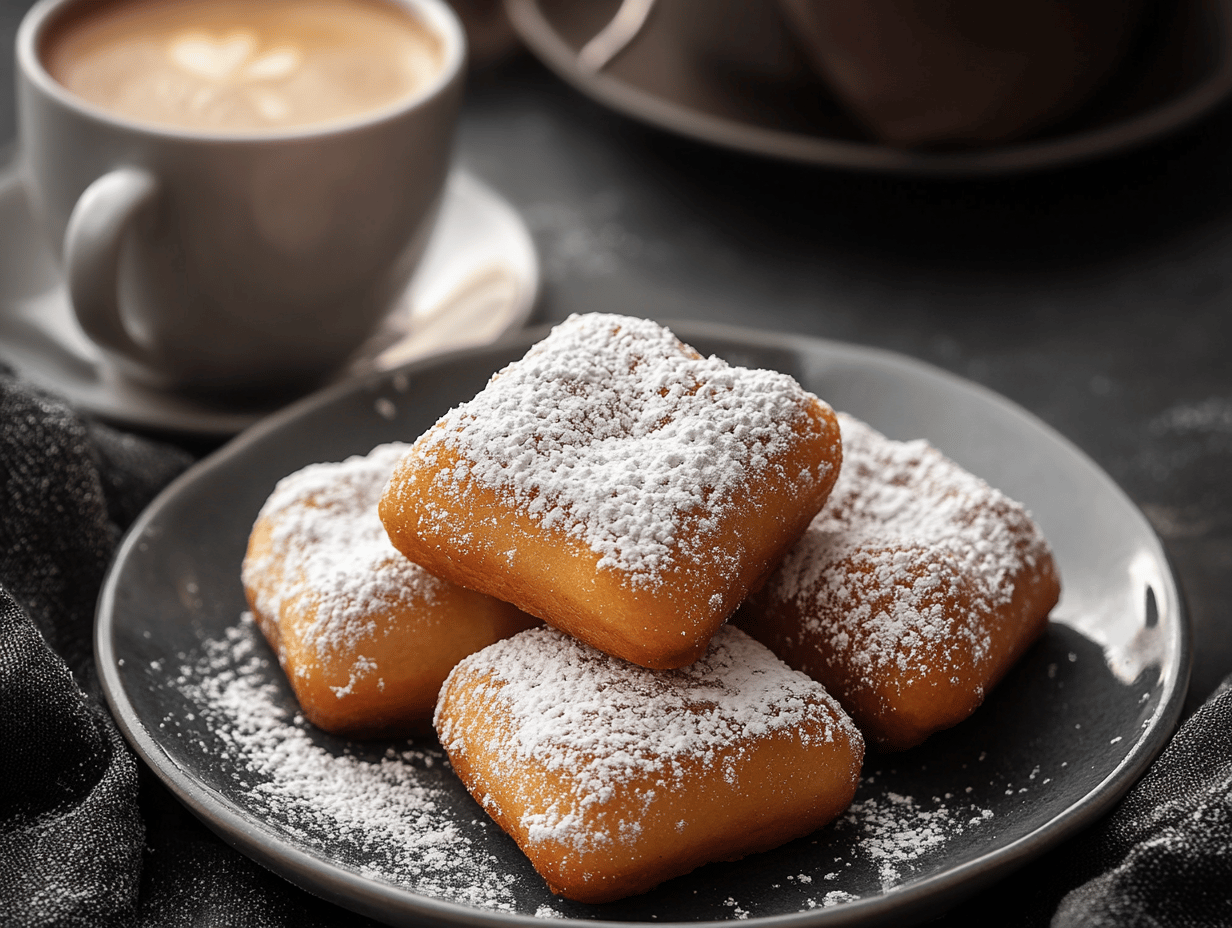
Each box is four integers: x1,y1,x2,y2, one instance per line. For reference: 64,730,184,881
16,0,466,143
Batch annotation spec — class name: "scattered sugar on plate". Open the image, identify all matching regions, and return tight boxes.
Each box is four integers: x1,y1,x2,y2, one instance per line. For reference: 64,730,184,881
163,615,1012,917
168,614,523,911
829,784,995,891
822,891,859,907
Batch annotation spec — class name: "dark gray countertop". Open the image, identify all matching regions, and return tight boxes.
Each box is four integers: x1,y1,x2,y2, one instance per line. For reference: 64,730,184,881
3,0,1230,921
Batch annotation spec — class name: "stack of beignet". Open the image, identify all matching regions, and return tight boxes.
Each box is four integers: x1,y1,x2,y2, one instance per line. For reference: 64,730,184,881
242,312,1059,903
378,313,863,899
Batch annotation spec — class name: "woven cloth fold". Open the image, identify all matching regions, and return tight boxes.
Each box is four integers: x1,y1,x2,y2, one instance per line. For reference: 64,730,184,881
0,586,143,927
1050,676,1232,928
0,368,379,927
0,367,1228,926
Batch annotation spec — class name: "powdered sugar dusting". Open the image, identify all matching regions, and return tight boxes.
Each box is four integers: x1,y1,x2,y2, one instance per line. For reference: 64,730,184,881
168,615,524,910
242,443,444,664
156,614,1057,918
764,413,1052,695
436,626,860,852
837,791,993,888
403,313,834,584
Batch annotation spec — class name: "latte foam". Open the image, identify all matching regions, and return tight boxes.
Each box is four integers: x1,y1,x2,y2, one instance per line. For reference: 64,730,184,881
42,0,444,133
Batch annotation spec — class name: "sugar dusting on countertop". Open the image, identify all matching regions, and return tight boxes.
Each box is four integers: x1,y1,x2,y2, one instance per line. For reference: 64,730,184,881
242,443,445,663
396,313,836,583
436,625,860,851
762,413,1053,686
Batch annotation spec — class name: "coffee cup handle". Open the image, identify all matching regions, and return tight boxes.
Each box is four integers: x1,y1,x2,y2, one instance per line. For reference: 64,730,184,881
64,167,161,367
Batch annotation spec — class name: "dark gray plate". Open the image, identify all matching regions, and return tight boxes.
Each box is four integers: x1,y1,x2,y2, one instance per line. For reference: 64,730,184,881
97,322,1189,927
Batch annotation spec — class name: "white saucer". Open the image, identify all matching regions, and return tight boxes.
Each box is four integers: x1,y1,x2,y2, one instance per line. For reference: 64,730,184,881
0,164,539,437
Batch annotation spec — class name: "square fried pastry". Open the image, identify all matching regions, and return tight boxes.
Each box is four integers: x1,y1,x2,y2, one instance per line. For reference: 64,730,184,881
379,313,842,669
736,413,1061,751
242,443,538,738
434,624,864,903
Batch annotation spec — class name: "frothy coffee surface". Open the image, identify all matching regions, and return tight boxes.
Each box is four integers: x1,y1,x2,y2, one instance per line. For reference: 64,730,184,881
43,0,444,133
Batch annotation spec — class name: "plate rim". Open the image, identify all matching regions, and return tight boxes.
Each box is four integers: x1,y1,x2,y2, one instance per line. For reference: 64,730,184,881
504,0,1232,177
96,321,1192,927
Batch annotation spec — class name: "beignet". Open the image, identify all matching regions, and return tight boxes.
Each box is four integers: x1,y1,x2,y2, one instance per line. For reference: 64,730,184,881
434,625,864,903
736,414,1060,751
380,313,842,669
242,443,538,738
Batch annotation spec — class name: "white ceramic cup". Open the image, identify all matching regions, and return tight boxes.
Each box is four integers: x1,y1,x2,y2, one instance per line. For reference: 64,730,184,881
16,0,465,397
